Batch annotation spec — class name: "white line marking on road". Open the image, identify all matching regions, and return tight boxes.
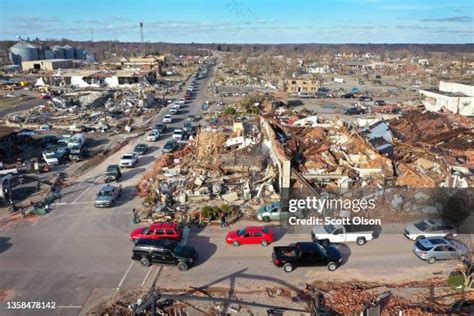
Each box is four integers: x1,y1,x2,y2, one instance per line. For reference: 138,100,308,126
180,226,190,246
141,267,153,287
117,261,135,291
71,176,100,203
0,221,14,232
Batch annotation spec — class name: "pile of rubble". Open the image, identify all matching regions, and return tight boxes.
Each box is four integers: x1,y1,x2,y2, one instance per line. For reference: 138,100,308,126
4,89,160,133
136,121,279,222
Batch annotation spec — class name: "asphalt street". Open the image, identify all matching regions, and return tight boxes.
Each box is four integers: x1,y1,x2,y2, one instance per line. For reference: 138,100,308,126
0,65,455,315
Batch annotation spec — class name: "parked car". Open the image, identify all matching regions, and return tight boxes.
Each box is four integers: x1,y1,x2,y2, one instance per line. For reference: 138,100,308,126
147,130,160,142
341,93,355,99
272,242,342,272
42,151,59,166
119,153,138,168
134,143,149,156
359,96,373,102
103,165,122,183
163,115,173,123
69,146,85,161
132,238,198,271
226,226,274,247
187,115,197,122
256,201,304,222
345,107,366,115
154,123,167,133
172,129,184,141
163,140,178,153
404,219,457,241
311,224,377,246
412,237,470,264
170,107,179,115
374,100,386,106
130,222,183,241
55,147,70,161
94,184,122,208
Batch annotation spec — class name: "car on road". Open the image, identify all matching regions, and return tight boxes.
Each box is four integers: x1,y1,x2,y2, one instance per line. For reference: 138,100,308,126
103,165,122,183
42,151,59,166
272,242,342,272
345,107,366,115
94,184,122,208
412,237,470,264
374,100,386,106
163,140,178,153
341,93,355,99
163,115,173,123
226,226,274,247
172,128,184,141
170,107,179,115
359,96,373,102
130,222,183,241
404,219,457,241
119,153,138,168
147,130,160,142
311,224,377,246
132,238,198,271
134,143,149,156
154,123,167,133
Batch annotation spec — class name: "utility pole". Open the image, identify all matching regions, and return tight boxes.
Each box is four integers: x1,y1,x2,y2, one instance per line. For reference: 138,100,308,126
140,22,144,56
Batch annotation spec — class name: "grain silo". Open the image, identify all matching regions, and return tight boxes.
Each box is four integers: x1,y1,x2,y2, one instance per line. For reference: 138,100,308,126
44,49,55,59
63,44,75,59
52,45,65,59
9,41,39,65
75,48,87,60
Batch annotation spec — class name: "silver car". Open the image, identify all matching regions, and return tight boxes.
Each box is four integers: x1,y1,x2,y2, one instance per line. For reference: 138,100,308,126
412,237,470,264
404,219,457,241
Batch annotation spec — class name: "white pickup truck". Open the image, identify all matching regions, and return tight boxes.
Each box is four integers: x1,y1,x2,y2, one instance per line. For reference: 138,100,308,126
311,224,377,246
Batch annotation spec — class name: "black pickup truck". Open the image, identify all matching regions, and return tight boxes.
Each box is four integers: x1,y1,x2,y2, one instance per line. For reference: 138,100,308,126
272,242,342,272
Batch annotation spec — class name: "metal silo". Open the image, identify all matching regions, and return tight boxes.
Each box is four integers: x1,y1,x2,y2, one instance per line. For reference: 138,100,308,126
44,49,55,59
63,44,75,59
52,45,65,59
75,48,87,60
9,41,39,65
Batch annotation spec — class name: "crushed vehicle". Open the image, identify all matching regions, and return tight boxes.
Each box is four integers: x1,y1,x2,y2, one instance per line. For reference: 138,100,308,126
132,238,198,271
94,184,122,208
103,165,122,183
272,242,342,272
311,224,378,246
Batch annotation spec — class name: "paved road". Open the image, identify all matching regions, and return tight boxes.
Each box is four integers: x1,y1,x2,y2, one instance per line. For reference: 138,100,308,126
0,64,456,315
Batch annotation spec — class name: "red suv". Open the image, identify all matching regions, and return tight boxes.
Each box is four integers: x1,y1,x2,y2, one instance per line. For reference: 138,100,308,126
130,222,182,241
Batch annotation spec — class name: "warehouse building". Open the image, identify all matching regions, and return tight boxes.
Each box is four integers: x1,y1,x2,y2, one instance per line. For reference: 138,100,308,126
21,59,74,71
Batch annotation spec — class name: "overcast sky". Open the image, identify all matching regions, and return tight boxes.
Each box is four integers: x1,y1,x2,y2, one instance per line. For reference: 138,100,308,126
0,0,472,43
